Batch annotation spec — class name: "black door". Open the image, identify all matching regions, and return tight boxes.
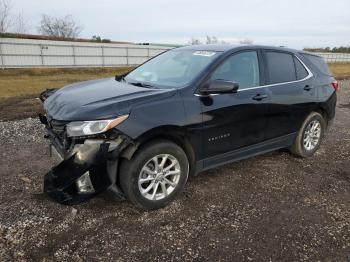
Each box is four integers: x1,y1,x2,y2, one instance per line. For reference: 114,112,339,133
200,50,269,159
262,50,315,139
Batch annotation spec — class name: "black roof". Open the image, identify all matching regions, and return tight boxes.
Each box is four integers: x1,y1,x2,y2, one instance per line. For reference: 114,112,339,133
176,44,315,56
177,44,241,52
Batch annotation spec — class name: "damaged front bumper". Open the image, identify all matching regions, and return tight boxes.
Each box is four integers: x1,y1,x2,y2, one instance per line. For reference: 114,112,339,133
39,114,132,205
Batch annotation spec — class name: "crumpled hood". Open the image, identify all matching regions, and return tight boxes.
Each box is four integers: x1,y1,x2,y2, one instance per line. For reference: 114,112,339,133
44,78,176,121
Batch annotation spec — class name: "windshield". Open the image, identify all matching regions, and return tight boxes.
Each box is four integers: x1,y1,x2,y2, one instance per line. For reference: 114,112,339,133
124,49,221,88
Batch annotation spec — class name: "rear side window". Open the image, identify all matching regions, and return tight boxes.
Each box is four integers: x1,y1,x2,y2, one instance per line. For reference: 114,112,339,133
294,57,309,80
266,51,296,84
302,54,331,76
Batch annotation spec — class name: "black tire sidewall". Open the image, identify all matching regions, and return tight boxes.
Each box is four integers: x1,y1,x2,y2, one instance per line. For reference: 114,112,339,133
120,141,189,210
298,113,326,157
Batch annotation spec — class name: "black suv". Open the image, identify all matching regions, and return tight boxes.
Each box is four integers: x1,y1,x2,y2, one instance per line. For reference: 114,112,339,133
40,45,338,209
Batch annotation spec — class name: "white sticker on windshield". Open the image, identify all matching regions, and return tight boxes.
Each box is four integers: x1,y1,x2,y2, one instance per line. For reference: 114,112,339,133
193,51,216,57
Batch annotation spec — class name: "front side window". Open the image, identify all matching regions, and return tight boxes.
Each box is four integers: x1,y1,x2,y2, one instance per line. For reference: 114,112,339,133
125,50,221,88
266,51,296,84
211,51,260,89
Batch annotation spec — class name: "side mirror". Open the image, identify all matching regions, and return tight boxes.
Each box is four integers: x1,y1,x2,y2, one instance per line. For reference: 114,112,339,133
200,79,239,95
115,73,127,81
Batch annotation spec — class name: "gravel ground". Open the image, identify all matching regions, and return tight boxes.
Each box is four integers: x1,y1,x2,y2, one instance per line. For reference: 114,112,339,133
0,80,350,261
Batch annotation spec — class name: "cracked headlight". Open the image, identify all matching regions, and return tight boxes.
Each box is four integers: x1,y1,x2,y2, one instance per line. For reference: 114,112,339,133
66,115,129,137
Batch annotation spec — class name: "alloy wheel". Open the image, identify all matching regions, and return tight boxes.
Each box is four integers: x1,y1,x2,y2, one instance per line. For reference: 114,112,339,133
138,154,181,200
303,120,322,151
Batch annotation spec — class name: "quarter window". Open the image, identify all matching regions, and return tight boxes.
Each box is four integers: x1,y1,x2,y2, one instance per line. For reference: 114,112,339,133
266,51,296,84
294,57,309,80
302,54,331,76
211,51,260,89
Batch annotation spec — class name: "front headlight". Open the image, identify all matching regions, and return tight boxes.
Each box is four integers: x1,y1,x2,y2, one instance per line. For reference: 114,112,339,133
66,115,129,137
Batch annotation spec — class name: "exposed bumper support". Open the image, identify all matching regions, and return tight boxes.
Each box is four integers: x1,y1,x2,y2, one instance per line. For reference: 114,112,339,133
44,137,131,205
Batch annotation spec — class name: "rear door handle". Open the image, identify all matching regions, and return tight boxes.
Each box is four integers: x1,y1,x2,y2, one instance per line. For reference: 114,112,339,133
304,85,313,91
252,94,268,101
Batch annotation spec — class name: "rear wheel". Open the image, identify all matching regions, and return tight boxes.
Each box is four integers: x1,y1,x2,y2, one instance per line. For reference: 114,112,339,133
290,112,326,157
119,140,189,210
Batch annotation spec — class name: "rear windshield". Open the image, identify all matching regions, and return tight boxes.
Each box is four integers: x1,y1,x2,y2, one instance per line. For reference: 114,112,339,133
302,54,331,76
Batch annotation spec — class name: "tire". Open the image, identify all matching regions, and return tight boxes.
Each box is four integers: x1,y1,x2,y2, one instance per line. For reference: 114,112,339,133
290,112,326,157
119,140,189,210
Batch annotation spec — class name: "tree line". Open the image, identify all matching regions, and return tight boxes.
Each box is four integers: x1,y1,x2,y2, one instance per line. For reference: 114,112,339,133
0,0,111,42
303,47,350,54
2,0,254,45
188,36,253,45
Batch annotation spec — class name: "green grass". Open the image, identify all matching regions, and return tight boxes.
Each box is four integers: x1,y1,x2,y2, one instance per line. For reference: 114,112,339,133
0,67,133,99
328,62,350,80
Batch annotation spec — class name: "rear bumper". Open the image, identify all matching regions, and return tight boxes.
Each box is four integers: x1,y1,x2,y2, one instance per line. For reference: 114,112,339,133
325,92,337,131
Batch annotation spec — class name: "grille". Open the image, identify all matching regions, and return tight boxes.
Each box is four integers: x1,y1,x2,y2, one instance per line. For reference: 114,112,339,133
49,120,67,138
46,118,72,150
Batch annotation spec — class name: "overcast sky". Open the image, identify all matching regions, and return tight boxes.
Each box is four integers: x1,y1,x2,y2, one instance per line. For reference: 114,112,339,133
11,0,350,49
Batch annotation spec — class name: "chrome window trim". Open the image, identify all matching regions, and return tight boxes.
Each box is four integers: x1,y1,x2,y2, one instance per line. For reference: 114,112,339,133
237,55,313,92
194,54,313,97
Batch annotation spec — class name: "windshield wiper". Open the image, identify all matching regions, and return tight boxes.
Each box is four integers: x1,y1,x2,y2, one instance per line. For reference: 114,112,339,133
128,81,154,88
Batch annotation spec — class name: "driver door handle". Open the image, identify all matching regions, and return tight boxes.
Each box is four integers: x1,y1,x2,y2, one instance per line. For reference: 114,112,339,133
252,94,268,101
304,85,313,91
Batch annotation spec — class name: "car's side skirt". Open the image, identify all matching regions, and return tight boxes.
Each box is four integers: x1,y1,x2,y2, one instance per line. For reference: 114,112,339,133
197,133,296,172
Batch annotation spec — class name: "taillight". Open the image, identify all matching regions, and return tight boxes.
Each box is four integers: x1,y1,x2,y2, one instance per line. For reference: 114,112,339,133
331,80,339,91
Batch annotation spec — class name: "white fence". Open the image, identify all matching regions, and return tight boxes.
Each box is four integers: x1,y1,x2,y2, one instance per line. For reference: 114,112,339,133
0,38,171,68
0,38,349,68
315,52,350,63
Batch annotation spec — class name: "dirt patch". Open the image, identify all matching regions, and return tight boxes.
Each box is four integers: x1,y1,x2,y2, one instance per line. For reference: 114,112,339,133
339,103,350,109
0,81,349,261
0,96,44,121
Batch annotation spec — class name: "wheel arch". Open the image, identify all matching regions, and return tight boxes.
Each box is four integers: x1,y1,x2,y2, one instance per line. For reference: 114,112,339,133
314,107,328,123
120,125,197,176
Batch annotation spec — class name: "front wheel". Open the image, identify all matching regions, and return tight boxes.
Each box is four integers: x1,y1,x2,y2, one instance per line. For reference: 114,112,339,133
119,140,189,210
290,112,326,157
